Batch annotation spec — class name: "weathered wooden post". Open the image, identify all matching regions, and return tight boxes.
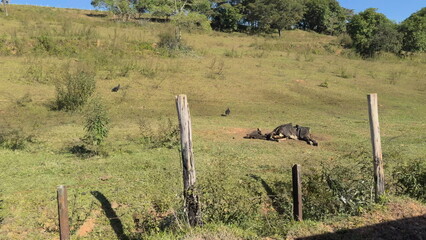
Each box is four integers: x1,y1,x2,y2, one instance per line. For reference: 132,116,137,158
367,93,385,202
175,94,202,226
292,164,302,221
57,185,70,240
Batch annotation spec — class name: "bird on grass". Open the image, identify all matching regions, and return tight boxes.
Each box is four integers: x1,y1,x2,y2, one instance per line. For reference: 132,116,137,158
111,84,120,92
221,107,231,116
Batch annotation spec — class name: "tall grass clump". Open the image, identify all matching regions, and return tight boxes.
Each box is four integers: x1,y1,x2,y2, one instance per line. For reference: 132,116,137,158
54,68,96,111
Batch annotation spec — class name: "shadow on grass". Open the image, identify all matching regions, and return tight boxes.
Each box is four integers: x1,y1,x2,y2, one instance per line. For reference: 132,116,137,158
296,215,426,240
250,174,287,215
91,191,135,240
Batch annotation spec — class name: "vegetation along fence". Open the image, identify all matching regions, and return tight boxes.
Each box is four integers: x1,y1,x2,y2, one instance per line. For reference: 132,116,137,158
55,93,384,238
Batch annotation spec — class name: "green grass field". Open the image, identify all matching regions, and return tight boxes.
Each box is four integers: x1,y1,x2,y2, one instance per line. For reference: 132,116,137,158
0,5,425,239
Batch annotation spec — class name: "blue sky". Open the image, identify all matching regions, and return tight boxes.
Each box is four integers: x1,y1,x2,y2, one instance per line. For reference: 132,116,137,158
10,0,425,23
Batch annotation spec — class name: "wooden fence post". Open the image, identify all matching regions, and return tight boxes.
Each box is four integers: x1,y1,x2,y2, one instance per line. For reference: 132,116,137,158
57,185,70,240
292,164,302,221
367,93,385,202
175,94,202,226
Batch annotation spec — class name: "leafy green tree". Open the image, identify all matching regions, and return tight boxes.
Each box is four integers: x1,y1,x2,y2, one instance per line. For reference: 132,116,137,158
371,22,402,54
347,8,402,57
399,8,426,52
246,0,304,36
147,0,175,17
211,3,242,32
190,0,213,16
299,0,351,35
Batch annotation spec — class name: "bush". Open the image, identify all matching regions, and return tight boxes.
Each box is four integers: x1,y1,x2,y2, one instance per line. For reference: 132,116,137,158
172,12,212,32
55,68,96,111
34,34,57,55
157,27,186,51
337,33,353,48
303,161,374,220
0,126,35,150
138,118,179,149
82,98,109,146
199,172,263,225
392,160,426,202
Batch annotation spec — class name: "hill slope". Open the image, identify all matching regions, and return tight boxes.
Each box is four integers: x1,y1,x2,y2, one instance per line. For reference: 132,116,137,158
0,5,425,239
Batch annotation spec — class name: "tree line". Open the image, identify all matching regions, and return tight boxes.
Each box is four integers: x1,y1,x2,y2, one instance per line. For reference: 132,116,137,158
91,0,426,57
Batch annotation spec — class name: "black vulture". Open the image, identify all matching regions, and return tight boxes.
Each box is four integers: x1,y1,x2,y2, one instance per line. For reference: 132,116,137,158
221,107,231,116
111,84,120,92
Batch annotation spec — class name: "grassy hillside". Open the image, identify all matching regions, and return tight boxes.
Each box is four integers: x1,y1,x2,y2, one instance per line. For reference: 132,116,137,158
0,5,425,239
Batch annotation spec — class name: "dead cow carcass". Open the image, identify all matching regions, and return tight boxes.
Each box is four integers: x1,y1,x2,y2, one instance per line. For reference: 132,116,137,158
245,123,318,146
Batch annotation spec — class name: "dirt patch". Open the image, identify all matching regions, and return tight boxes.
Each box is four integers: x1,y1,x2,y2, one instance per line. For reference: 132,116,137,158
75,210,101,237
76,218,96,237
198,127,257,141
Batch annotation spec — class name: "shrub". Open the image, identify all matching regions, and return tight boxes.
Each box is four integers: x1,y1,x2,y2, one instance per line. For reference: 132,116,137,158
337,33,353,48
34,34,57,55
172,12,212,32
392,160,426,202
199,172,263,225
303,161,374,220
55,68,96,111
157,27,186,51
139,118,179,149
82,98,109,146
0,126,35,150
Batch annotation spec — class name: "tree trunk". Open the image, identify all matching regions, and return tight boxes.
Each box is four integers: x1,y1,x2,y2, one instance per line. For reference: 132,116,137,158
3,0,8,17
